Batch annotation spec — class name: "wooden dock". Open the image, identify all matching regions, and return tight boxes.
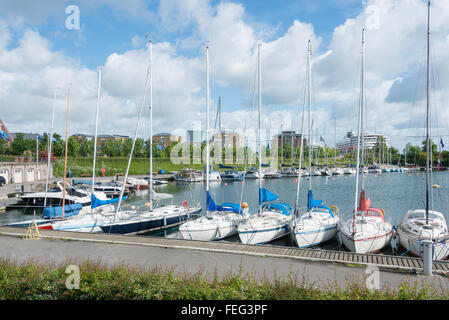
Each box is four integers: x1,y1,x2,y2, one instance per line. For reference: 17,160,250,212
0,226,447,275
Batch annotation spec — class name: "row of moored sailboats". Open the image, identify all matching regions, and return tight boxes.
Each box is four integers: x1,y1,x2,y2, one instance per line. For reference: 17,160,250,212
180,3,449,261
8,2,448,261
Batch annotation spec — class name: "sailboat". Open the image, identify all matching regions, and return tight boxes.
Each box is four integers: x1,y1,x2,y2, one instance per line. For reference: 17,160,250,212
397,1,449,260
178,46,242,241
100,40,202,235
48,69,131,233
237,43,292,245
339,29,393,254
289,41,340,248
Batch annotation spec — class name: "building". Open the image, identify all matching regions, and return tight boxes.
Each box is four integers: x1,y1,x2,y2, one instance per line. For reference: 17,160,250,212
71,134,129,144
71,133,94,142
153,133,182,149
0,161,50,184
273,131,307,149
212,130,243,148
186,130,205,145
10,132,40,141
337,131,391,155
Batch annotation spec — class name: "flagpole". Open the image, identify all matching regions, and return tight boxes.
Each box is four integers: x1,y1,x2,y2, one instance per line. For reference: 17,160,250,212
62,87,70,221
44,90,56,208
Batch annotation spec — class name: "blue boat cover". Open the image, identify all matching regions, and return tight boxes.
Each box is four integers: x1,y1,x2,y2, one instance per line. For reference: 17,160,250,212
91,194,126,209
207,191,242,214
307,190,334,217
259,188,279,204
219,163,235,169
42,203,83,219
264,202,292,216
73,180,100,186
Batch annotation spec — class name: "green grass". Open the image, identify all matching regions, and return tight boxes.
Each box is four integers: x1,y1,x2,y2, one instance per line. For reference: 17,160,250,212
0,258,447,300
52,157,208,177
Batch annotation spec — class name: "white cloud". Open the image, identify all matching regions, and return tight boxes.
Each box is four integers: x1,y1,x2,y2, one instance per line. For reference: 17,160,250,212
1,0,449,153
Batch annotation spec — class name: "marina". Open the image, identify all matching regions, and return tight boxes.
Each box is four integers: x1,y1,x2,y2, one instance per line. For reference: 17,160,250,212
2,169,449,266
3,0,449,304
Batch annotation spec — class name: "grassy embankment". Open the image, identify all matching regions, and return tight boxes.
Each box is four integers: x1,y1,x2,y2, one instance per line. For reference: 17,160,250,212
0,258,447,300
52,157,207,178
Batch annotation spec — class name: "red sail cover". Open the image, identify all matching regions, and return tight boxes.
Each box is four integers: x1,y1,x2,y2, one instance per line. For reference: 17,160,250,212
357,189,371,212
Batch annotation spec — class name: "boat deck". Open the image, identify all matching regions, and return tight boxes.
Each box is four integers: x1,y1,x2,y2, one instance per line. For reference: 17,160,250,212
0,226,447,274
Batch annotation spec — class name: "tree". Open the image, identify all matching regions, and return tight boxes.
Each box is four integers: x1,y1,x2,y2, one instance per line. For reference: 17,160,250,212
10,133,30,155
0,139,6,155
133,138,145,158
52,134,65,157
79,139,94,157
67,136,80,157
120,138,132,157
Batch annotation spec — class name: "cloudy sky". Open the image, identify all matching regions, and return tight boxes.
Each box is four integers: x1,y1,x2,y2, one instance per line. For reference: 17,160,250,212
0,0,447,151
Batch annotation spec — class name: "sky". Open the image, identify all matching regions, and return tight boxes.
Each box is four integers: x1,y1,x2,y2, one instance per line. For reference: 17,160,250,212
0,0,448,152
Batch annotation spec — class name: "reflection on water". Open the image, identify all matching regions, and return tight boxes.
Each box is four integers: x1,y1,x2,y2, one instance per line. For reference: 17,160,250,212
2,171,448,256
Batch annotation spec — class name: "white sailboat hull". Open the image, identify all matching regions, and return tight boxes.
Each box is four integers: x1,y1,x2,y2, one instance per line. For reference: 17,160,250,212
397,229,449,260
290,211,340,248
179,212,241,241
339,217,393,254
237,212,290,245
397,209,449,260
340,229,393,254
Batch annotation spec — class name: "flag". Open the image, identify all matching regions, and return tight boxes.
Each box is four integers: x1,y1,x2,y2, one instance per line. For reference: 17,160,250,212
36,134,41,141
157,144,164,150
440,137,444,149
0,130,11,141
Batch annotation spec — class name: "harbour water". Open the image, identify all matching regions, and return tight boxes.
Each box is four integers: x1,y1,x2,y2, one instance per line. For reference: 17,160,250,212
1,170,448,255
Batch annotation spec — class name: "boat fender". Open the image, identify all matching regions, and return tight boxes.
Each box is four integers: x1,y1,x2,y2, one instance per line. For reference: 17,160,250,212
330,205,339,214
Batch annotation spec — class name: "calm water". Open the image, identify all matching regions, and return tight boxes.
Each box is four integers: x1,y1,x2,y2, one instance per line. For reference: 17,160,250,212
2,171,449,254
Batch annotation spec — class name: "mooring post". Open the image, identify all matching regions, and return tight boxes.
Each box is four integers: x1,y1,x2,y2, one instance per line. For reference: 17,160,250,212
422,239,433,276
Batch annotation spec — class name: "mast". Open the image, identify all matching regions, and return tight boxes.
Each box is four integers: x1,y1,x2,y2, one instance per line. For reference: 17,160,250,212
353,29,365,233
92,67,102,195
294,46,307,217
281,124,283,163
206,45,210,217
44,90,56,208
62,87,70,220
334,117,337,168
218,96,222,134
149,40,153,211
360,28,366,190
307,40,312,191
258,43,262,215
425,0,431,224
113,40,152,221
291,120,294,166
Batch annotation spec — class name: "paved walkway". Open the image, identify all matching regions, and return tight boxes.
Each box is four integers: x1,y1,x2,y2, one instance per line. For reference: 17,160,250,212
0,227,448,292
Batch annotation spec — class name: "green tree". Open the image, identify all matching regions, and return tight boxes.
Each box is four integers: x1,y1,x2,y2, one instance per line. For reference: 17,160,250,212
133,138,145,158
79,139,94,157
52,134,65,157
67,136,80,157
120,138,132,157
0,139,6,155
10,133,29,155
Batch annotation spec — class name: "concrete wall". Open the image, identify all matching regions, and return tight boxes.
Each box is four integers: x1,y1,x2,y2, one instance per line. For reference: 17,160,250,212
0,162,51,184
